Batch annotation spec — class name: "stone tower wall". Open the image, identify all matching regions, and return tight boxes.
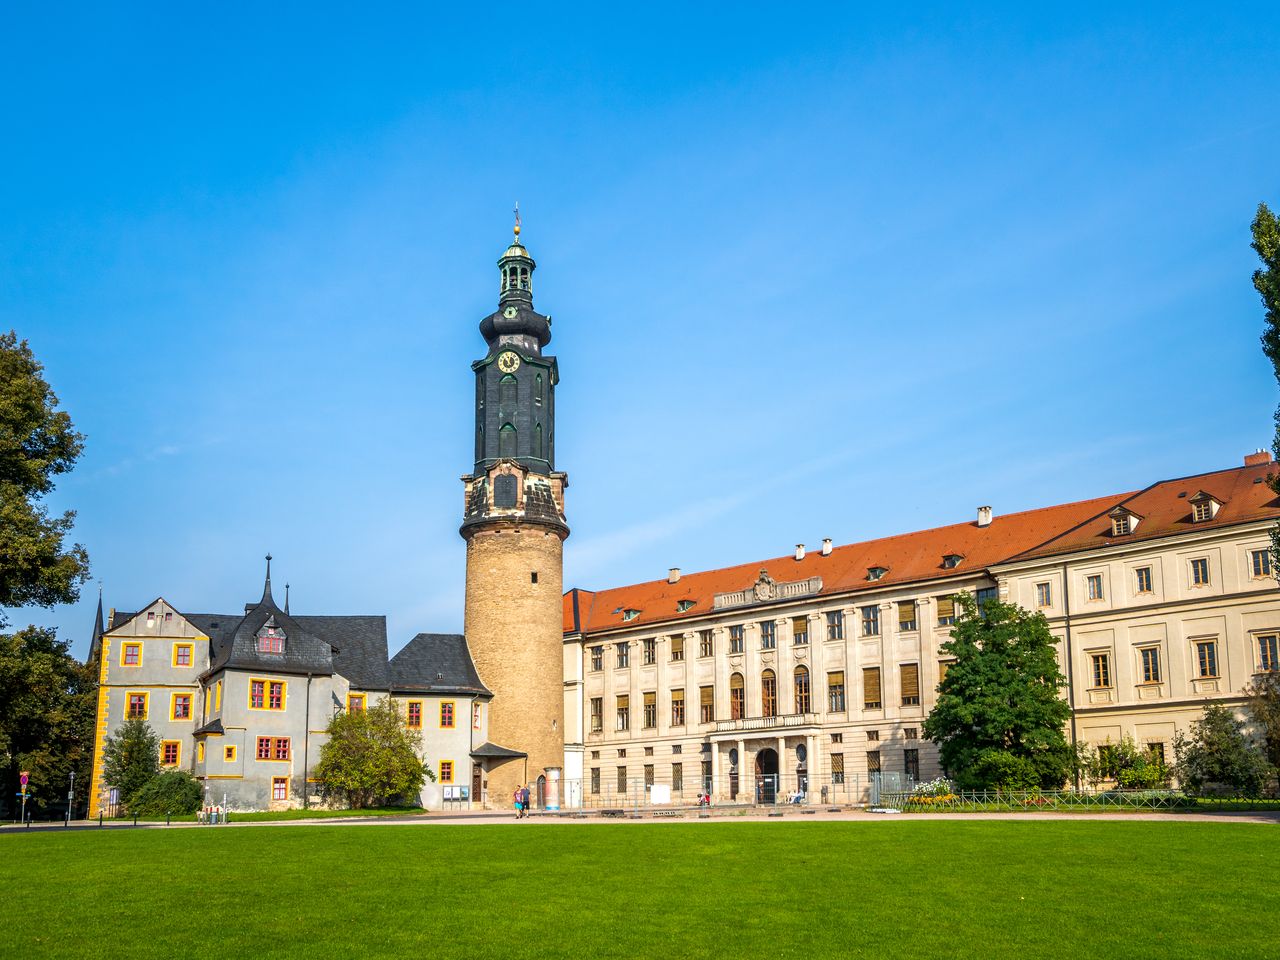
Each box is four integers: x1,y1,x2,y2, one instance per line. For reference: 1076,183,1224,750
463,525,565,804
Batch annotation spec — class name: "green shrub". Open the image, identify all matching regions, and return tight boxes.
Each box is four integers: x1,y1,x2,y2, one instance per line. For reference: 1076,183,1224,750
129,770,203,817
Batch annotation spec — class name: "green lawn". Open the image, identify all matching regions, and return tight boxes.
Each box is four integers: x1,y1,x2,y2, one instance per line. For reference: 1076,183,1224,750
2,821,1276,959
107,805,424,823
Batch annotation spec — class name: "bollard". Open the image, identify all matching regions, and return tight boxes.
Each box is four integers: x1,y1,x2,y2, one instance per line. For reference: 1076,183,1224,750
99,811,104,828
133,813,138,826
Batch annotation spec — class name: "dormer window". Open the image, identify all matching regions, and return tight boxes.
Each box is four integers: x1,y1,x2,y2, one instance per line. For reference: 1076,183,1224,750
867,566,888,582
622,609,641,622
941,554,963,570
1189,492,1221,523
256,616,286,656
676,600,696,612
1108,507,1141,537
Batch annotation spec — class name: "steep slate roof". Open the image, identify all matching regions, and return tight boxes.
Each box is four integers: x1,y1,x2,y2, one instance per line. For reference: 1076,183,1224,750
1010,459,1280,562
296,616,390,690
389,633,492,697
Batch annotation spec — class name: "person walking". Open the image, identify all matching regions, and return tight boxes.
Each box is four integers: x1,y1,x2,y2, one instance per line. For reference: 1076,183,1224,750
520,783,531,818
513,785,523,819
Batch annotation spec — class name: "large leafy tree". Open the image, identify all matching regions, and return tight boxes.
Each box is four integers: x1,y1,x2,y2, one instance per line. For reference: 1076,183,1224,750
1173,703,1274,798
0,626,98,817
100,718,160,812
315,698,432,809
1245,671,1280,770
923,593,1073,790
0,330,89,614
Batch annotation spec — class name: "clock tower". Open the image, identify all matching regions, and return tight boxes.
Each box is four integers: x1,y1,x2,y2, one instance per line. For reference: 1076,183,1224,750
461,218,569,808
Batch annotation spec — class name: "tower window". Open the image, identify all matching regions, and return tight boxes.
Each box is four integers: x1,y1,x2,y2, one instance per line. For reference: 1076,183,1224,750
535,422,543,457
531,571,538,584
494,473,517,507
535,373,543,405
499,423,517,458
499,374,517,410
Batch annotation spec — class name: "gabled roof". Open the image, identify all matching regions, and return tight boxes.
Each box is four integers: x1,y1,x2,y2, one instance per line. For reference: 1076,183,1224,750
1012,460,1280,562
564,490,1131,636
389,633,491,697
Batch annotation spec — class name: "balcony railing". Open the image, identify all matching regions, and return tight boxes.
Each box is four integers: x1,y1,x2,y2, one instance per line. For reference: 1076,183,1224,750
714,712,820,734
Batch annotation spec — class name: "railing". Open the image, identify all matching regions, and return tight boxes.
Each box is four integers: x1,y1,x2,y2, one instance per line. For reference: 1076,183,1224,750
877,788,1280,812
714,712,820,733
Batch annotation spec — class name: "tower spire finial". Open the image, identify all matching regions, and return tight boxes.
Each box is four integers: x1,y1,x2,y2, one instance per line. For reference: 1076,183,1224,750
284,582,290,616
513,200,521,238
261,553,275,605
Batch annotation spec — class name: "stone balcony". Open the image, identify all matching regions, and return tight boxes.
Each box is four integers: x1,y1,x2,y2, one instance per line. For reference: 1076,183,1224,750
713,712,820,734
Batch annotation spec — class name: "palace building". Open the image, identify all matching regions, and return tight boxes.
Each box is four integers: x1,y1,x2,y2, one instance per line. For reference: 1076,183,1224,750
87,222,1280,814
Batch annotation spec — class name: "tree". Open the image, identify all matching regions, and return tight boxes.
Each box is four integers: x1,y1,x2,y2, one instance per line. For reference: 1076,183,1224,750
0,331,89,617
314,698,432,809
1173,703,1274,798
130,770,203,817
923,593,1073,790
0,625,98,817
1246,670,1280,769
1077,737,1170,790
100,719,160,812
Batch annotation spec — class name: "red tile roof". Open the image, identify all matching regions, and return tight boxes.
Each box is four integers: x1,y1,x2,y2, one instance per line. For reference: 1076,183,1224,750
563,458,1280,637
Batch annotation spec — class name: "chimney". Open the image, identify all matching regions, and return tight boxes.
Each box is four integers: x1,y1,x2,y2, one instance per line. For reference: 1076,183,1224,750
1245,449,1273,466
821,538,833,557
794,544,806,561
977,506,992,528
668,567,681,584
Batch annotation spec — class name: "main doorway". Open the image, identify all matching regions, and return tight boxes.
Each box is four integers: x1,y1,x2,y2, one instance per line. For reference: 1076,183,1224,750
755,748,779,804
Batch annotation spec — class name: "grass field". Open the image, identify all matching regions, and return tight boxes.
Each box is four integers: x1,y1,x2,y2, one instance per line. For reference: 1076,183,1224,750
2,820,1276,959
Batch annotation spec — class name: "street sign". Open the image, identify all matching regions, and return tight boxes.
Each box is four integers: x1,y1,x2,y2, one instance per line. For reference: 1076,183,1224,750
19,771,29,786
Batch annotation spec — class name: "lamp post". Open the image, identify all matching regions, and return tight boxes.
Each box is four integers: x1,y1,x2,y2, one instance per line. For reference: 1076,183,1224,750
65,770,75,826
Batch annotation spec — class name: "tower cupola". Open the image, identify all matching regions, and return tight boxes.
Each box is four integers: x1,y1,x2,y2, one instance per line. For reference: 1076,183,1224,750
498,210,535,305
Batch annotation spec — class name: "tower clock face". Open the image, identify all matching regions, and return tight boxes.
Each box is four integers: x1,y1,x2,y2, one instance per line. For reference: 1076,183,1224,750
502,305,519,319
496,351,521,373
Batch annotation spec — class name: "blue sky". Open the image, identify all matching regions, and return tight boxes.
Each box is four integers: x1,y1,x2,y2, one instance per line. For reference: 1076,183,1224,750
3,5,1278,658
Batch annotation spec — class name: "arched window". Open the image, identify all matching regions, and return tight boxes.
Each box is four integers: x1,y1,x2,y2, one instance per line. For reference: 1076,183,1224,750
499,374,517,411
535,422,543,457
729,673,745,720
499,423,516,458
535,373,543,406
761,669,777,718
794,666,811,714
520,266,529,290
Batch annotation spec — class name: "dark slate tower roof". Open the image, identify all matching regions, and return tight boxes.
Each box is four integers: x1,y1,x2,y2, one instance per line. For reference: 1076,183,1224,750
390,633,492,697
85,588,105,667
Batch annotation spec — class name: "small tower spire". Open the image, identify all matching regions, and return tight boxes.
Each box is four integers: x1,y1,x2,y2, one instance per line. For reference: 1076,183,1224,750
284,582,291,615
261,553,275,605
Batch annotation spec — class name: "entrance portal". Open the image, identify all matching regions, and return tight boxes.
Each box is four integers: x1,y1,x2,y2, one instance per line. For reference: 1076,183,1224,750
755,748,779,804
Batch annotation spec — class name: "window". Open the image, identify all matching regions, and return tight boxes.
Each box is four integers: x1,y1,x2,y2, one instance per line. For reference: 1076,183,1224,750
936,597,956,626
127,692,148,719
827,671,846,712
794,666,811,713
1190,558,1210,586
440,761,454,784
830,732,843,743
701,760,712,791
498,422,517,458
760,621,777,649
434,701,454,728
407,702,422,728
618,749,626,758
590,768,600,794
272,777,288,802
938,660,955,685
1192,500,1212,523
616,695,630,731
729,674,745,720
831,753,845,784
729,625,745,654
1086,575,1104,601
672,744,682,754
642,692,657,729
590,697,603,733
672,763,683,793
224,745,236,762
677,599,695,612
1135,567,1153,594
171,693,192,721
671,689,685,727
1140,646,1162,684
643,638,656,665
197,741,205,764
531,570,538,584
1090,653,1111,688
1252,550,1272,578
867,730,879,742
792,616,809,646
867,566,888,581
1035,582,1052,608
1112,514,1131,536
670,635,684,662
904,749,920,780
825,611,844,640
250,680,266,709
761,670,777,718
257,624,285,656
644,764,655,788
269,682,284,710
1147,742,1166,766
976,587,998,612
1195,640,1218,678
898,602,917,633
343,692,363,713
617,767,628,793
902,727,918,741
122,643,141,667
622,609,640,622
900,663,920,706
616,643,630,669
590,646,603,671
861,606,880,636
161,741,180,766
256,737,290,760
863,667,882,709
699,630,714,658
700,686,714,724
867,750,881,773
173,644,193,668
942,554,963,569
215,680,222,712
1259,634,1280,672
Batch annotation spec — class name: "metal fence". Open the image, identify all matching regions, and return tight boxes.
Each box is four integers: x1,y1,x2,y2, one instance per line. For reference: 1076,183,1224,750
544,773,876,812
879,788,1280,812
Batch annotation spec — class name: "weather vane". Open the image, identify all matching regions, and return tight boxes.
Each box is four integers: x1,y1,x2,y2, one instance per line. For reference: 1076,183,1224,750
513,201,521,237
